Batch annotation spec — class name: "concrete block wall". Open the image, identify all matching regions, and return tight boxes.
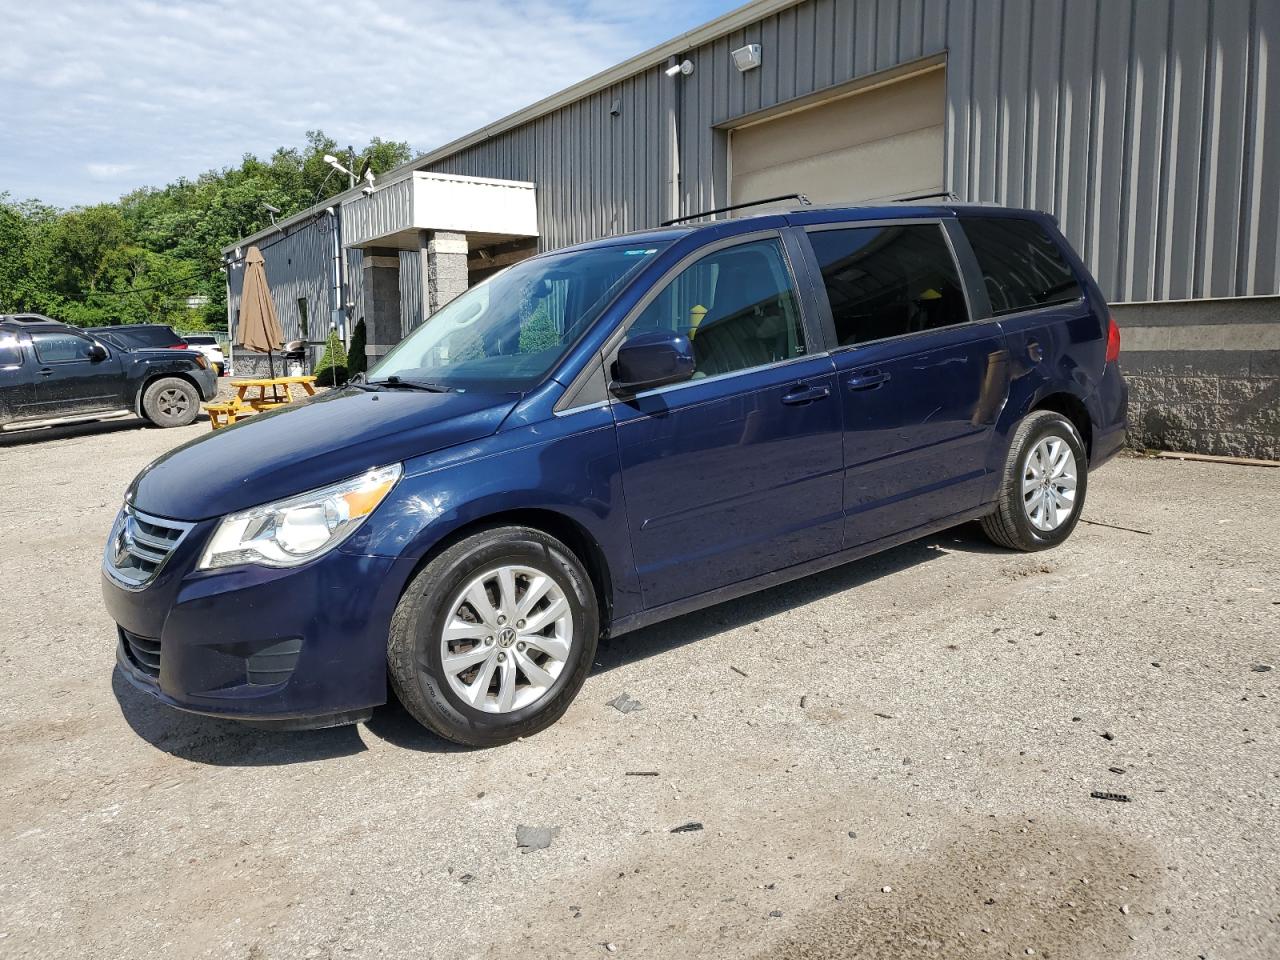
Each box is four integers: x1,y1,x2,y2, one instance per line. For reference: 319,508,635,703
1115,298,1279,461
426,232,468,314
229,351,284,380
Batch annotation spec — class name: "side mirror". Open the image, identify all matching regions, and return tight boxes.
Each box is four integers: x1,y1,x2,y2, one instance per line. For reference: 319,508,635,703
610,331,695,395
87,342,108,362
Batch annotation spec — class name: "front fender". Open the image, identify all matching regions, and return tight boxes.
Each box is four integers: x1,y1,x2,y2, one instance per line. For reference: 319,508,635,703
340,405,644,624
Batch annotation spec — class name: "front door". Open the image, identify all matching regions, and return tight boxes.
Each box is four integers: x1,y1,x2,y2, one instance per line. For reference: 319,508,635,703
28,330,125,417
611,234,844,609
801,220,1010,547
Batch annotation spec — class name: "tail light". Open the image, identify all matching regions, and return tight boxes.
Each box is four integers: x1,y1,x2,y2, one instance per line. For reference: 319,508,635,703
165,343,188,349
1105,314,1121,363
190,353,208,369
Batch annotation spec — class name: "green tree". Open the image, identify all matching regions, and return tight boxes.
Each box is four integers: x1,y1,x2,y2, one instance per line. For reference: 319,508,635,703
518,302,559,354
348,319,368,375
314,329,348,386
4,130,413,330
0,194,60,314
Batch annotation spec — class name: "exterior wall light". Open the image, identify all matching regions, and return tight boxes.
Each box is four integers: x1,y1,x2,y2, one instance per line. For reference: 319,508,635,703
664,59,694,78
732,43,762,72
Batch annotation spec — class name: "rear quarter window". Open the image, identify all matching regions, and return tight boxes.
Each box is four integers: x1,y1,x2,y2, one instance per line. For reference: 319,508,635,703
962,217,1083,316
0,335,24,366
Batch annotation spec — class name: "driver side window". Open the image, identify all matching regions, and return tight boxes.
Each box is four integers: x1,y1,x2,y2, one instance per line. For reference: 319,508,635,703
30,332,95,363
628,237,806,380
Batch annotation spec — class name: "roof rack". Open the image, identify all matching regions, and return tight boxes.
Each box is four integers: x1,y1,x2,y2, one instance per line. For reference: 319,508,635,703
662,193,811,226
892,191,960,203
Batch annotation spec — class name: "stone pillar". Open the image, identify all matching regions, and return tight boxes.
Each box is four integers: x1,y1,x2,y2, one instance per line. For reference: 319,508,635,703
425,231,469,315
359,250,401,365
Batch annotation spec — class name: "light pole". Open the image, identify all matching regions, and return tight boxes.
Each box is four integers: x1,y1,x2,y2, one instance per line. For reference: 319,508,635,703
323,154,356,190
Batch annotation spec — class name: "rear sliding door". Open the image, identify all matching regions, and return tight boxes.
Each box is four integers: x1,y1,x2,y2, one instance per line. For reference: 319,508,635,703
799,220,1011,548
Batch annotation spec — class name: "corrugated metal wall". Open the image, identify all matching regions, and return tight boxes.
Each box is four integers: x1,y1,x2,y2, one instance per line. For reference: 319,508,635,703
947,0,1279,301
399,248,424,335
343,177,415,248
227,213,336,343
427,0,1279,304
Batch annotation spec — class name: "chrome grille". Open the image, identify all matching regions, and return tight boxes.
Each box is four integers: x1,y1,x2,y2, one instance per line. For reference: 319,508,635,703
104,506,193,589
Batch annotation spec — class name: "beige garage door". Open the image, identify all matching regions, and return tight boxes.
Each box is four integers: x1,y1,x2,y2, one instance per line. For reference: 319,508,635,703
730,67,945,206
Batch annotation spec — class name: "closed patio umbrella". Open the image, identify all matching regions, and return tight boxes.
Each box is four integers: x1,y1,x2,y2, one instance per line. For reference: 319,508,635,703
236,245,285,378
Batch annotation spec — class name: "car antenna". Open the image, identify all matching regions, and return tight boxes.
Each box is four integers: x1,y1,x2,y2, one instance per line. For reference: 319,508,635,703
661,193,811,226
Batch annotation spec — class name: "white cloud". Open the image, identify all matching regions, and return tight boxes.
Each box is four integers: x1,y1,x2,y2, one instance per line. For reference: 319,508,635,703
85,162,137,179
0,0,731,208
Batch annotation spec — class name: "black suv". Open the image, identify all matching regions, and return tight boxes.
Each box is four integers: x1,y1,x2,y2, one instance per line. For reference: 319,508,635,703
86,324,189,350
0,314,217,430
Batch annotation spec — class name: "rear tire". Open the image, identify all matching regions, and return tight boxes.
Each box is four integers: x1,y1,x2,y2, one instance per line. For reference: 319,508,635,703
141,377,199,428
981,410,1088,551
387,526,599,747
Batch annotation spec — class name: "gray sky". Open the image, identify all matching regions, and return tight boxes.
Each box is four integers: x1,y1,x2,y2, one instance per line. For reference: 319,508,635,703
0,0,732,208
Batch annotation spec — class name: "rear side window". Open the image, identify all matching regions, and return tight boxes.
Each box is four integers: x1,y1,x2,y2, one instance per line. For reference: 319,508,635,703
31,332,95,362
808,223,970,346
0,336,23,366
110,326,181,348
962,217,1083,316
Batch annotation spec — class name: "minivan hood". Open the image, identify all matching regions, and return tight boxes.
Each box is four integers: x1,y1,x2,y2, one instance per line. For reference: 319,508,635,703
128,387,519,521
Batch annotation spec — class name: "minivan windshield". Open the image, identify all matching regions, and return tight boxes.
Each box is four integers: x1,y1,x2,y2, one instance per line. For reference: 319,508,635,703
368,241,669,391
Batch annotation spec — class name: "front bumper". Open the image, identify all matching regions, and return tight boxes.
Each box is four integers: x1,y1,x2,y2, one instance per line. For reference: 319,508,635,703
195,369,218,400
103,514,404,721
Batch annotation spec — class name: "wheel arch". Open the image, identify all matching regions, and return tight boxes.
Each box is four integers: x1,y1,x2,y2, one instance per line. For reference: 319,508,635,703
392,507,615,632
1031,391,1093,460
134,370,204,418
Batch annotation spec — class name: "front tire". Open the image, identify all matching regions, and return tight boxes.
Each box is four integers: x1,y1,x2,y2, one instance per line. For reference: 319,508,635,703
141,377,199,428
981,410,1088,551
387,526,599,747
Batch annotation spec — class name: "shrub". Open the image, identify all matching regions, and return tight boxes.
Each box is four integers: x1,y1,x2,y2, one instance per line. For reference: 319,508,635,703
348,319,367,375
518,302,559,354
314,329,348,386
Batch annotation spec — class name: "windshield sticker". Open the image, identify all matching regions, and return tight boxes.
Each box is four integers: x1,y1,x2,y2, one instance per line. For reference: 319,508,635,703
623,249,658,256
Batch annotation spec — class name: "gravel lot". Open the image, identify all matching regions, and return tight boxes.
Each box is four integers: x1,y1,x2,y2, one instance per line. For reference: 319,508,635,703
0,417,1277,959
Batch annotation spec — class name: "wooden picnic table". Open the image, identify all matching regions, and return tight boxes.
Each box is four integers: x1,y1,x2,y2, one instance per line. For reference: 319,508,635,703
205,375,318,430
232,375,318,407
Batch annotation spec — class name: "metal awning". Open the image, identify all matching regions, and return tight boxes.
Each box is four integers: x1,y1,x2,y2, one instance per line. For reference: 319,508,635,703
340,172,538,251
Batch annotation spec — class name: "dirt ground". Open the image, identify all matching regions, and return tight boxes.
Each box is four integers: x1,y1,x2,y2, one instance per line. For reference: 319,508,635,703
0,417,1276,960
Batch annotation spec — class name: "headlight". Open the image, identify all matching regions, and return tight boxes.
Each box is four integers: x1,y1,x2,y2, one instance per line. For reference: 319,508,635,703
198,464,402,570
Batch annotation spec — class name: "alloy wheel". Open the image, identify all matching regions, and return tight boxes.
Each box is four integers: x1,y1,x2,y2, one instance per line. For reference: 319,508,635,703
1022,435,1078,532
158,388,190,419
438,564,574,714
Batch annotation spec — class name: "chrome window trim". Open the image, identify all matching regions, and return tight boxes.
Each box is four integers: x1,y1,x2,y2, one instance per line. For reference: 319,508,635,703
615,350,834,404
986,296,1088,322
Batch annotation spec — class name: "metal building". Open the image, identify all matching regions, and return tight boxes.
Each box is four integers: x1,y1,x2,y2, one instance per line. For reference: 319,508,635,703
224,0,1279,459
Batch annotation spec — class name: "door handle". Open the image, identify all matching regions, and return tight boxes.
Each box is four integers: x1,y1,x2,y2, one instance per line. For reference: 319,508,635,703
39,367,54,377
781,383,831,405
846,369,890,391
1027,339,1045,362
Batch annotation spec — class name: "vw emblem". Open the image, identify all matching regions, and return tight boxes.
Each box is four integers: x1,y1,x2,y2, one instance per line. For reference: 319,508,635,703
497,626,517,648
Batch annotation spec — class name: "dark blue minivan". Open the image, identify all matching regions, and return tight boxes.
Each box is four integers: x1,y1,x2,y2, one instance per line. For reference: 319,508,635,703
103,204,1126,746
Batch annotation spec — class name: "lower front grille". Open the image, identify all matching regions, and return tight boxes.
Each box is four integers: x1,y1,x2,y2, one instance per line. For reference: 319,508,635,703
121,628,161,678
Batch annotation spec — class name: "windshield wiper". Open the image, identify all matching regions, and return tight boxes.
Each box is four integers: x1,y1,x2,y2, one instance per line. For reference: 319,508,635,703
365,375,451,393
